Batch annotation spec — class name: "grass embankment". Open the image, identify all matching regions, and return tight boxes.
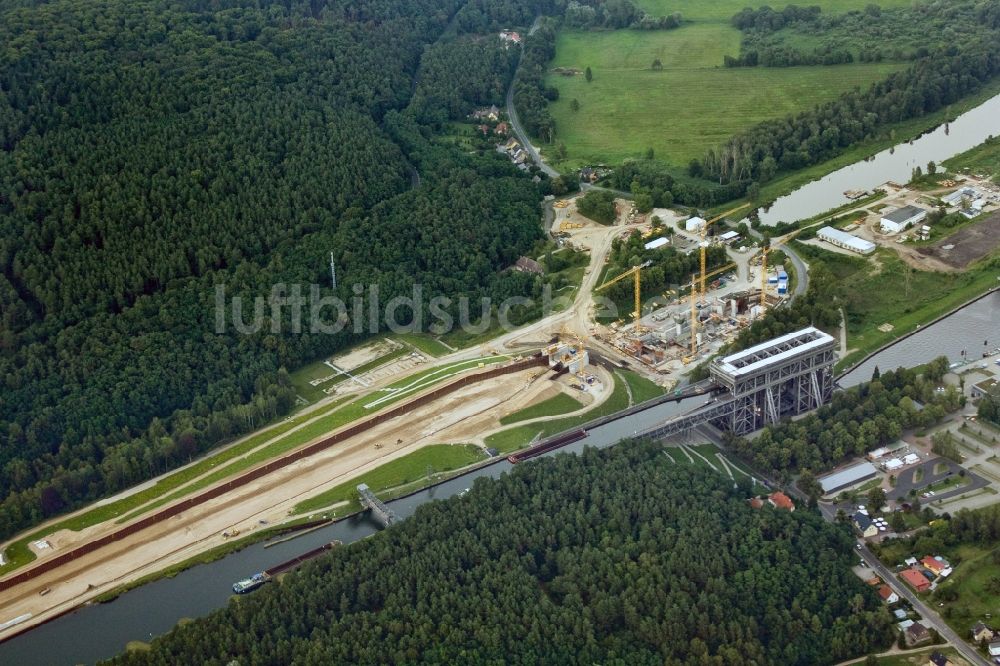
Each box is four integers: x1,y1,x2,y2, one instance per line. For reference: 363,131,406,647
292,444,485,516
945,135,1000,181
484,368,662,453
789,242,1000,372
618,368,667,404
499,392,584,425
544,25,901,168
0,356,507,576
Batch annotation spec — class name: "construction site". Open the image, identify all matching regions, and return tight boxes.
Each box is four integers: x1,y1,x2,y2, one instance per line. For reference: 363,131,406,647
552,196,796,380
0,191,803,641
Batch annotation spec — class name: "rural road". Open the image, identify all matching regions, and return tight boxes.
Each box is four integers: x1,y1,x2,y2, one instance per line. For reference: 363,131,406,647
857,541,990,666
506,17,558,179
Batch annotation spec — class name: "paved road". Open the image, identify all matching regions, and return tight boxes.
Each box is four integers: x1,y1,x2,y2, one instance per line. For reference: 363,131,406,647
856,542,990,666
748,226,810,299
505,20,558,179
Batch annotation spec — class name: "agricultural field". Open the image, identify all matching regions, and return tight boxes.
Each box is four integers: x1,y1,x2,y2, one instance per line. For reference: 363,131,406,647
545,25,903,167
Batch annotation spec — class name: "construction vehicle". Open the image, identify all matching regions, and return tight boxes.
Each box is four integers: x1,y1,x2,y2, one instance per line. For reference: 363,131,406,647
698,203,751,303
595,261,652,332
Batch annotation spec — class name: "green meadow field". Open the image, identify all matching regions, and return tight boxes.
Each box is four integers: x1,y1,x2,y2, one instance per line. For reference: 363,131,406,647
545,25,902,167
543,0,914,169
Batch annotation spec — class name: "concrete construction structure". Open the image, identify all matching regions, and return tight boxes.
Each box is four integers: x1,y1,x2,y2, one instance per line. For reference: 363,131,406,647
817,226,876,255
685,216,707,233
639,327,837,439
818,461,878,494
880,205,927,234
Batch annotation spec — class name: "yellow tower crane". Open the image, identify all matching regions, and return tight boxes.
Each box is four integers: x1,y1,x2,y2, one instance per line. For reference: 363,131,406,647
698,203,752,303
595,261,652,333
688,261,737,357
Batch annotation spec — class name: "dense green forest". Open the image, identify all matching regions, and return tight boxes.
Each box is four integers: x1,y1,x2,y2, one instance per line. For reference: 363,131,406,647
106,442,892,665
729,3,994,68
699,0,1000,184
0,0,561,540
725,361,960,485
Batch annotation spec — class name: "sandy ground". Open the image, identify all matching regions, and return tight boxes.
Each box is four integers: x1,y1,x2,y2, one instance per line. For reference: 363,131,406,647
0,363,607,637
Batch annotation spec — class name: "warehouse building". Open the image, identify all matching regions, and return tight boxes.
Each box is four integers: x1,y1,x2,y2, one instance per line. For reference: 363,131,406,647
644,237,669,250
818,461,879,495
880,205,927,234
817,226,876,255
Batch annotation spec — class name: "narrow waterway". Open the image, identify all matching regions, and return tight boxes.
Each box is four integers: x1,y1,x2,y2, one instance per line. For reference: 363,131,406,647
0,394,705,666
839,290,1000,388
758,93,1000,226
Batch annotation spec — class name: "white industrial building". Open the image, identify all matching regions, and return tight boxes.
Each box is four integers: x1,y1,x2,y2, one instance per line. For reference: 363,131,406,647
718,230,740,244
942,186,982,206
644,237,669,250
880,205,927,234
817,226,876,255
818,461,879,495
685,216,707,233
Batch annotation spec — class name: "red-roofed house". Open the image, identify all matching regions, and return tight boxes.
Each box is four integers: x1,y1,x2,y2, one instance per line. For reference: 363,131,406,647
901,569,930,592
768,491,795,511
878,585,899,604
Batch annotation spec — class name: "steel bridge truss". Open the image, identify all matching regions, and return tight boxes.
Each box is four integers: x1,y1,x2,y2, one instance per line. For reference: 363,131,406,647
709,327,835,435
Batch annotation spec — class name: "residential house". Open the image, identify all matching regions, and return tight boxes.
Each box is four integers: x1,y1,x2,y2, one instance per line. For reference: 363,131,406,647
503,137,520,152
854,512,879,538
499,30,522,45
514,256,544,275
928,651,953,666
494,122,509,135
972,621,995,643
877,585,899,604
921,556,950,576
904,622,931,647
487,104,500,121
768,491,795,511
900,568,930,592
749,497,764,509
904,557,919,567
476,124,489,136
893,609,908,620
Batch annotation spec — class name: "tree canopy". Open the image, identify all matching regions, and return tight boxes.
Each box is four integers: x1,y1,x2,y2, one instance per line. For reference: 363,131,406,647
105,441,893,665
